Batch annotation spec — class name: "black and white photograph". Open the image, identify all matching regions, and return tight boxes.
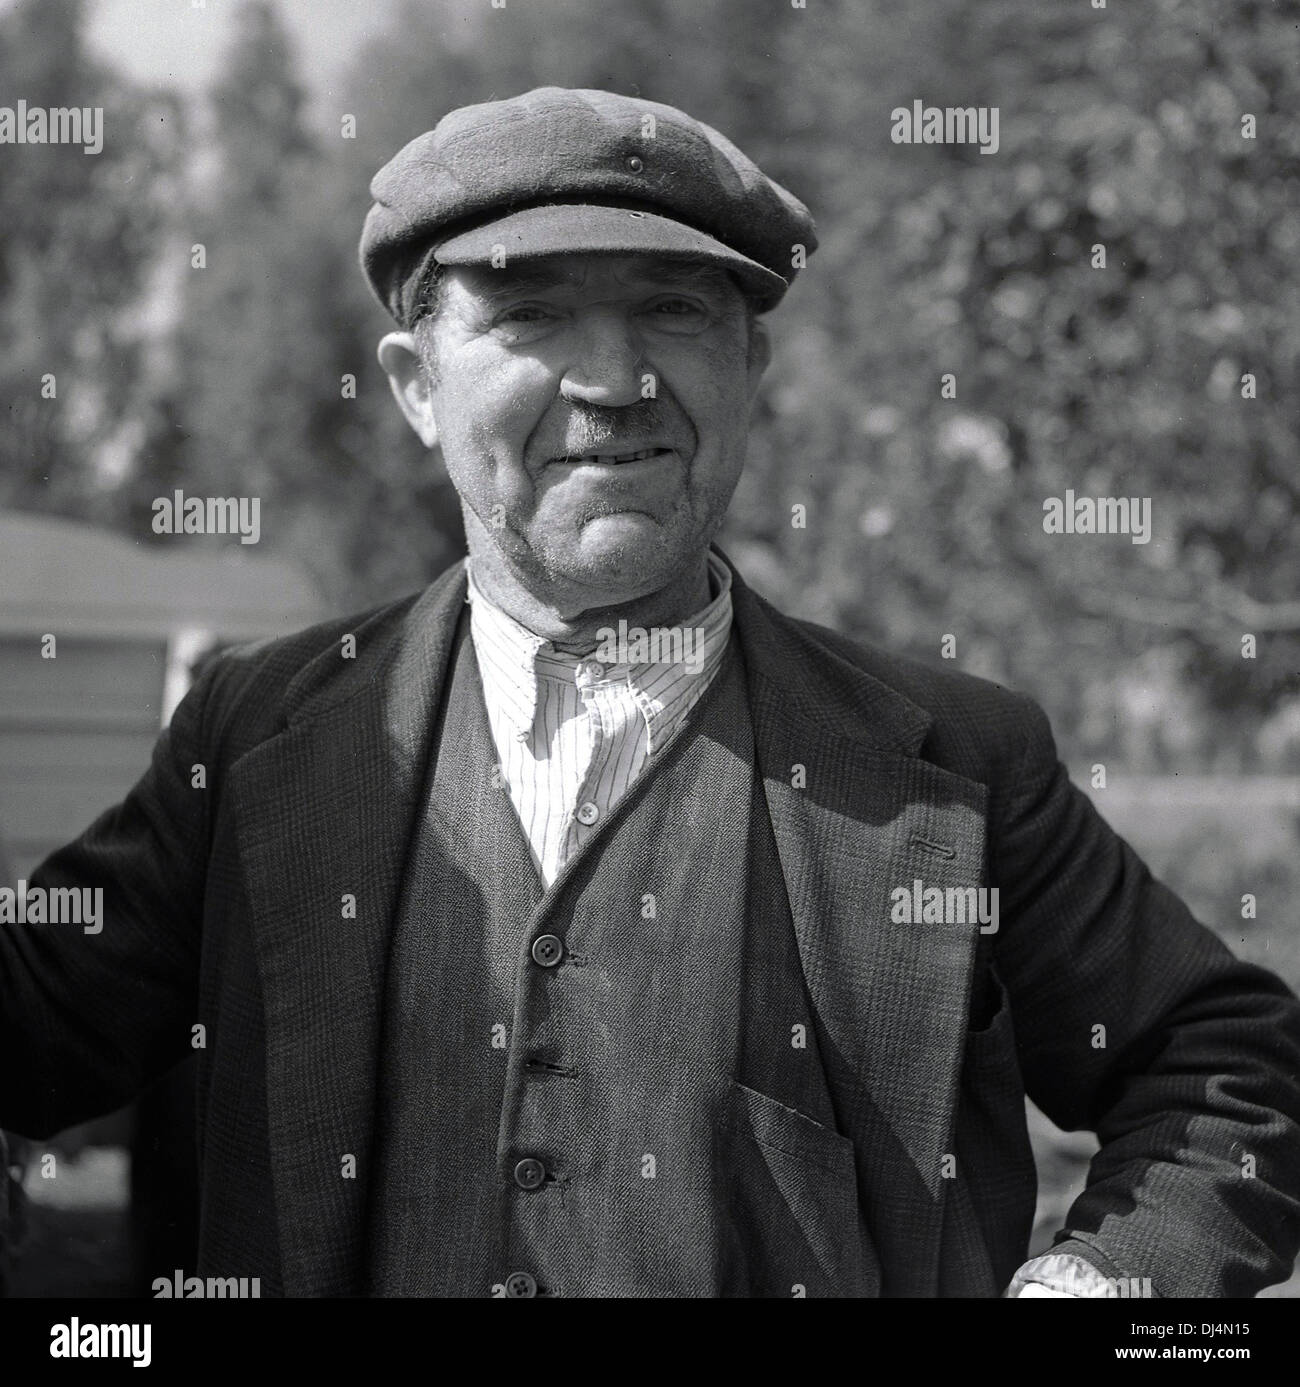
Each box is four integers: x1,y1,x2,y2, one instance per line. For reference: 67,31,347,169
1,0,1298,1362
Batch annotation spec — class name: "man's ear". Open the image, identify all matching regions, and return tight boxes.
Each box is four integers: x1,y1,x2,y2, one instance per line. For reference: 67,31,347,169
745,317,772,398
377,331,439,448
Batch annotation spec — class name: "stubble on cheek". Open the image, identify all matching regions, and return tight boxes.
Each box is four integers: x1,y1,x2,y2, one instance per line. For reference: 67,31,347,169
438,372,540,536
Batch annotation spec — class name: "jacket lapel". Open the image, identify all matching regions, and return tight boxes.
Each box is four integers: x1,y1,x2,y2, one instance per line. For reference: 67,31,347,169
229,563,469,1295
227,546,988,1296
731,565,989,1296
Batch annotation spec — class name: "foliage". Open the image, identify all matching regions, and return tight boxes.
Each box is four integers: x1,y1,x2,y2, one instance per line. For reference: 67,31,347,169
0,0,185,523
3,0,1298,768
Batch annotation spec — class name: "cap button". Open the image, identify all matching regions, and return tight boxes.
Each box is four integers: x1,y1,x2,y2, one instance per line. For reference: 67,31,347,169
626,154,644,173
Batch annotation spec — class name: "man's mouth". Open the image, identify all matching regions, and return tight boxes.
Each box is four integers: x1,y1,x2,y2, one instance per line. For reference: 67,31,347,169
553,446,674,465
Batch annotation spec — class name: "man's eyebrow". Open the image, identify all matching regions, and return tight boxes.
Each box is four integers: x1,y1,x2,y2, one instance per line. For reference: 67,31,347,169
471,266,577,300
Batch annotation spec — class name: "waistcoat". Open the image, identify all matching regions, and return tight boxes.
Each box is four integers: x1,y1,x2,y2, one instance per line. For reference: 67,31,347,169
364,612,878,1296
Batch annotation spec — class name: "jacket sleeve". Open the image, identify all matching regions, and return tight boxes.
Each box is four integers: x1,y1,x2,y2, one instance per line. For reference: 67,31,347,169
990,695,1300,1297
0,652,228,1139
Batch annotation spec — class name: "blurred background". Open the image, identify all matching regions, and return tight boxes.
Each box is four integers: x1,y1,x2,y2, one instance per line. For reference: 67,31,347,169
0,0,1297,1295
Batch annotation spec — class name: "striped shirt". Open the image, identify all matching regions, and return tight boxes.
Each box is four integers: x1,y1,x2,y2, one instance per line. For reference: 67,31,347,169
465,551,734,887
466,553,1097,1300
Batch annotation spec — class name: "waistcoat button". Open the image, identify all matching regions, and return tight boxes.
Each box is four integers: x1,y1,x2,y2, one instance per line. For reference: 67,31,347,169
531,933,564,967
513,1157,547,1190
504,1271,538,1298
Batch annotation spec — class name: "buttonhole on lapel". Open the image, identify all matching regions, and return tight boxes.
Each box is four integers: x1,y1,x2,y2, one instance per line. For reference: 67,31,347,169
526,1059,575,1076
910,834,956,859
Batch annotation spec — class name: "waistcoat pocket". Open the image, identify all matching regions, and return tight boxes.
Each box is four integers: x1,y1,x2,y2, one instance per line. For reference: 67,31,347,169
714,1078,880,1297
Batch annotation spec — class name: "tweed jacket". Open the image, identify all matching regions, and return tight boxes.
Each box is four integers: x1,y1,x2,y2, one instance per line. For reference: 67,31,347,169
3,553,1299,1296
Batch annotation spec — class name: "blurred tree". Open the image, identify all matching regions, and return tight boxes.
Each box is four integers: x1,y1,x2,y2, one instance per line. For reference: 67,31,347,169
167,0,463,605
224,0,1300,764
717,0,1300,770
26,0,1295,767
0,0,184,522
209,0,315,210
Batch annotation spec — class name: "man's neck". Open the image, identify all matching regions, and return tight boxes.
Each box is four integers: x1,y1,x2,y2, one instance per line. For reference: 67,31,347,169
465,541,713,656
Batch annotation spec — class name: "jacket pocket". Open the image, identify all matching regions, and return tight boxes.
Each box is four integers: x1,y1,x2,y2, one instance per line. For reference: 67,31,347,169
714,1078,880,1297
966,960,1013,1045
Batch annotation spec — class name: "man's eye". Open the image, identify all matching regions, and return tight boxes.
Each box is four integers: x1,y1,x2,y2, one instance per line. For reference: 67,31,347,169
642,297,712,331
497,304,555,324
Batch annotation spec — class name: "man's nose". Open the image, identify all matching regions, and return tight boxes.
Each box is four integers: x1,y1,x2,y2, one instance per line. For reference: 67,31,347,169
558,312,646,408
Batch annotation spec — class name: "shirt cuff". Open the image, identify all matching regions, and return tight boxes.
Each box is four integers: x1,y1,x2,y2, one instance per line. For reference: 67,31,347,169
1004,1251,1122,1299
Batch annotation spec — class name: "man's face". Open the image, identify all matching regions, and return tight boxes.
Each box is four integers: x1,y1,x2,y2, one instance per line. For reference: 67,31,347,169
400,253,769,615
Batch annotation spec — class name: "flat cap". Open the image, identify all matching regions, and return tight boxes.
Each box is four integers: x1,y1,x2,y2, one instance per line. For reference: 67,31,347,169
360,86,817,328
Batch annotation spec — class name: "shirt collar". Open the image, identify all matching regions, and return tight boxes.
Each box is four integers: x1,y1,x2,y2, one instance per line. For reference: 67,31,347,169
466,550,734,752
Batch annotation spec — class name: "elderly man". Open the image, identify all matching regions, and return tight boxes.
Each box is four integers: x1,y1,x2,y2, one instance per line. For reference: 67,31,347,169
3,88,1300,1300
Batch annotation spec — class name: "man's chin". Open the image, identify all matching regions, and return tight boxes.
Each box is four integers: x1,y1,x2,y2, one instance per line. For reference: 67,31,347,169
575,508,665,546
548,514,684,602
